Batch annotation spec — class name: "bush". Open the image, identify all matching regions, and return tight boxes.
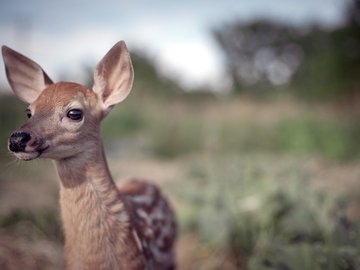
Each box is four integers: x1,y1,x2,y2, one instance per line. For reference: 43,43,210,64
150,118,203,158
276,117,360,160
173,156,360,269
0,209,63,243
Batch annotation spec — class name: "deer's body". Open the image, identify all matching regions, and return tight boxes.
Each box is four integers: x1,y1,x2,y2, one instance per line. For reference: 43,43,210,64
57,136,176,270
2,42,176,270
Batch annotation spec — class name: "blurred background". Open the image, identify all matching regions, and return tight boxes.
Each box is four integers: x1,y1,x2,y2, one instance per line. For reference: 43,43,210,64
0,0,360,269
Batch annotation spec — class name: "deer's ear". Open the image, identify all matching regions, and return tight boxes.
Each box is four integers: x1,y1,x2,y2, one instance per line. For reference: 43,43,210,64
1,46,53,104
92,41,134,114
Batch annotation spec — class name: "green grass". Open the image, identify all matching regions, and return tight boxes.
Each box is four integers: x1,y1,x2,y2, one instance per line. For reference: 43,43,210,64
276,117,360,160
150,117,204,158
102,105,145,138
0,209,63,243
100,95,360,161
171,155,360,269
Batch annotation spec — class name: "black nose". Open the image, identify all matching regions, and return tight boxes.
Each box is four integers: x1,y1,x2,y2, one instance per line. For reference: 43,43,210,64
9,132,31,153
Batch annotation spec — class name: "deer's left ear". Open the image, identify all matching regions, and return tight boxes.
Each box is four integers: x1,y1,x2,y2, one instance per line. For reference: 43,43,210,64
2,46,53,104
92,41,134,114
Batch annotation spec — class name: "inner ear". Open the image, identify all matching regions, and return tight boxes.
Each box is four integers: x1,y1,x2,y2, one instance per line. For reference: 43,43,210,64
92,41,134,112
2,46,53,104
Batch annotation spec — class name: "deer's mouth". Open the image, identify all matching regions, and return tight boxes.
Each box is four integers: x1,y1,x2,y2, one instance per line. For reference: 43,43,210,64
12,145,49,161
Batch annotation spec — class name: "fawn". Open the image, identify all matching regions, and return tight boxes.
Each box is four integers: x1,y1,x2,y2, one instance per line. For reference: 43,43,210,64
2,41,177,270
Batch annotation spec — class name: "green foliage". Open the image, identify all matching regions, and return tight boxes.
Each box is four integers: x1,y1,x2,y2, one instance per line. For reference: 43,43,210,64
102,105,144,139
131,51,183,97
150,117,203,158
275,117,360,160
213,0,360,102
0,95,25,160
100,95,360,161
218,120,277,154
213,19,305,92
173,156,360,269
249,244,360,270
0,209,63,243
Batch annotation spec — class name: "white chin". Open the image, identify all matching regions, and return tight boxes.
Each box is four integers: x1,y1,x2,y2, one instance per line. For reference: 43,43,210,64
14,151,41,161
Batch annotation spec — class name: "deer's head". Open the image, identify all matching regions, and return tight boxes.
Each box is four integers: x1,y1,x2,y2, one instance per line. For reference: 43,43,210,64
2,41,134,161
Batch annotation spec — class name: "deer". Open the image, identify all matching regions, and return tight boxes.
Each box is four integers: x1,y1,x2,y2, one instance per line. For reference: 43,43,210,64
2,41,177,270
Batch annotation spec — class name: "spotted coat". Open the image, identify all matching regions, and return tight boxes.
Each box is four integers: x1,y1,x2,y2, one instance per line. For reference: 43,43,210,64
118,179,177,270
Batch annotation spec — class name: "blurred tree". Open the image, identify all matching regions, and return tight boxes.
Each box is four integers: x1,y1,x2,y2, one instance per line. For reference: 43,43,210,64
294,0,360,101
214,0,360,103
213,20,305,92
130,51,183,97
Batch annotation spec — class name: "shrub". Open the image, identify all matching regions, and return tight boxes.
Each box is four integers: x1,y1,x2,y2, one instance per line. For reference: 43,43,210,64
172,156,360,269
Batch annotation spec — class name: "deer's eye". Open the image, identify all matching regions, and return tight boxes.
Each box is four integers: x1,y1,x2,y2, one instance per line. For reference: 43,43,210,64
67,109,83,121
25,109,32,119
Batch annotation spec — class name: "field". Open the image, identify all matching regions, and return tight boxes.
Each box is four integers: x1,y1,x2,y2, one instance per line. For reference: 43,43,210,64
0,91,360,269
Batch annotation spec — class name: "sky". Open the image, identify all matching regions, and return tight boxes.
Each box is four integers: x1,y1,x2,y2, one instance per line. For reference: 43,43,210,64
0,0,349,92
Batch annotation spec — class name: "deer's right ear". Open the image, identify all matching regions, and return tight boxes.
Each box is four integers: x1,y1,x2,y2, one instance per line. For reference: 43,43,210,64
1,46,53,104
92,41,134,116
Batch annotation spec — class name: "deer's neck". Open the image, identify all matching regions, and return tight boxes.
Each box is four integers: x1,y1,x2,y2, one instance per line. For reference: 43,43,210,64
54,142,141,270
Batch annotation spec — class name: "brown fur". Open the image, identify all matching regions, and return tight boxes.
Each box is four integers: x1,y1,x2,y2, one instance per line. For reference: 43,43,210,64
3,42,177,270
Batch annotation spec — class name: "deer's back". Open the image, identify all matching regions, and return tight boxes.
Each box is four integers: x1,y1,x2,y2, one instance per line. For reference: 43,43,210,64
117,179,177,270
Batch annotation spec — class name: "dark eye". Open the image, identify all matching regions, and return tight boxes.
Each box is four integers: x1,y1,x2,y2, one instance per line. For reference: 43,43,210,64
67,109,83,121
25,109,32,119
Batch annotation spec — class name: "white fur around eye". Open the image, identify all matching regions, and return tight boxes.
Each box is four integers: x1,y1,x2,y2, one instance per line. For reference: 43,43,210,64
62,114,84,131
